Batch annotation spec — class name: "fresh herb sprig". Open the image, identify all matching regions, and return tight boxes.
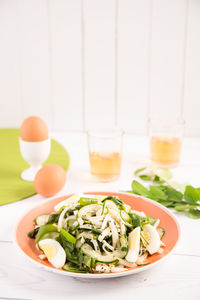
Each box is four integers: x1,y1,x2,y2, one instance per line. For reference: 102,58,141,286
126,167,200,219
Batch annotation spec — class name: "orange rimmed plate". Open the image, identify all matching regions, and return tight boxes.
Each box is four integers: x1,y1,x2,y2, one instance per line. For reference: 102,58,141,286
14,191,180,278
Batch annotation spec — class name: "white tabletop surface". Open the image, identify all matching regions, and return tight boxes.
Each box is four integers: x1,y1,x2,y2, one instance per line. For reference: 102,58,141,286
0,132,200,300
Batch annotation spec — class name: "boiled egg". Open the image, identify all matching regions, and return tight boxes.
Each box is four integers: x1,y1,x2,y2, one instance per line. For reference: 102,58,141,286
125,226,141,262
142,224,161,255
38,239,66,268
34,164,66,197
20,116,48,142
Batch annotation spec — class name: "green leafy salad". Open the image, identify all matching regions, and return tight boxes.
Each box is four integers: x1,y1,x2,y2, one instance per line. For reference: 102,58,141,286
28,194,165,273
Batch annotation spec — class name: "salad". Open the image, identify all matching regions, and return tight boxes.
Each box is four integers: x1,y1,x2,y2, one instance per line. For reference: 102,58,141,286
28,194,165,273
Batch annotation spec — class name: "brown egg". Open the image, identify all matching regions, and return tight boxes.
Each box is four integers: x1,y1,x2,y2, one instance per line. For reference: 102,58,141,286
20,116,48,142
34,164,66,197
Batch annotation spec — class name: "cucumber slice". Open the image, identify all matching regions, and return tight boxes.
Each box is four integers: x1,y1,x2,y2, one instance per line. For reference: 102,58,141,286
120,210,132,223
37,232,60,250
157,227,165,240
40,232,60,240
35,224,58,243
120,210,130,222
124,204,131,213
78,204,102,219
34,214,50,226
67,219,79,231
103,200,119,213
77,232,95,240
136,262,150,266
120,210,132,228
81,243,118,264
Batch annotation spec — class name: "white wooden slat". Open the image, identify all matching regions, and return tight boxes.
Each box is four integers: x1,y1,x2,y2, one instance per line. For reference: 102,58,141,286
150,0,187,122
84,0,116,130
118,0,151,134
184,0,200,137
0,0,21,128
17,0,52,129
49,0,83,131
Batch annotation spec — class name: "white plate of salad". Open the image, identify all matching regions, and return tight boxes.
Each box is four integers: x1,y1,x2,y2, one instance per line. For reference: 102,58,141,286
14,191,180,278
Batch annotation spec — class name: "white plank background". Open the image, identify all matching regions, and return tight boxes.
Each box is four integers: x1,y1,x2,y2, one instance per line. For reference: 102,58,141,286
0,0,200,136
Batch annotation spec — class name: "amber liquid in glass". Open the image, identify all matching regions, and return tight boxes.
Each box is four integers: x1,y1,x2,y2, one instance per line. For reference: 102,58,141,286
150,136,182,167
89,152,121,180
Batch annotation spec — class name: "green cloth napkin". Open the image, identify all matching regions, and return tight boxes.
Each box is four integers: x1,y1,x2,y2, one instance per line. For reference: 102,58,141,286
0,129,70,206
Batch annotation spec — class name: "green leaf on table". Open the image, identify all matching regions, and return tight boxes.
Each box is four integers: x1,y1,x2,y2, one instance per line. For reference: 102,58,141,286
168,181,187,194
174,204,198,211
196,188,200,197
139,175,153,181
164,187,183,202
131,180,151,198
157,200,175,207
188,209,200,219
134,167,146,175
159,169,173,181
153,175,165,184
149,185,168,200
184,185,200,204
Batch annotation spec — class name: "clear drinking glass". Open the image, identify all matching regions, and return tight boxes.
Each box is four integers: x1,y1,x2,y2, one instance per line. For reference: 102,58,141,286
149,118,185,168
87,129,124,181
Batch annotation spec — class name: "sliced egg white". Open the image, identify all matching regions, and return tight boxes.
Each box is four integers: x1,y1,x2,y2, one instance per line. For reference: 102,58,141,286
38,239,66,268
125,226,141,263
142,224,161,255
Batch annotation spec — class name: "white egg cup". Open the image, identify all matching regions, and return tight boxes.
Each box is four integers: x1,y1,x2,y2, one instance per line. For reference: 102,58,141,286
19,138,51,182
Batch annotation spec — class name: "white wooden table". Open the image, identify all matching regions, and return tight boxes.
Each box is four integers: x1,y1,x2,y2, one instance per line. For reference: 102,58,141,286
0,133,200,300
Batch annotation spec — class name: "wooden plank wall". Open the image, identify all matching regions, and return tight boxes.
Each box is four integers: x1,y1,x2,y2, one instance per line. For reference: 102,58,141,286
0,0,199,136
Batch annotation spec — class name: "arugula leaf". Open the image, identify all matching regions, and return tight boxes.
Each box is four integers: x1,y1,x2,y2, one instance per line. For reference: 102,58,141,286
129,213,141,228
146,216,157,226
184,185,200,204
139,175,153,181
131,180,151,198
188,209,200,219
58,234,75,251
164,187,183,203
196,188,200,198
153,175,165,184
149,186,168,200
64,263,88,273
47,213,60,224
158,169,173,181
157,200,175,207
174,204,198,211
128,167,200,218
28,227,39,239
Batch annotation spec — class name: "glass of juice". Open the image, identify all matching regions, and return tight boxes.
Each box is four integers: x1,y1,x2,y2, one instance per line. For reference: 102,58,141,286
149,118,184,168
87,129,124,181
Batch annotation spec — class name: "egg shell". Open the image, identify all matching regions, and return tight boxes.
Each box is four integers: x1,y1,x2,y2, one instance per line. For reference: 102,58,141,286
20,116,48,142
34,164,66,197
